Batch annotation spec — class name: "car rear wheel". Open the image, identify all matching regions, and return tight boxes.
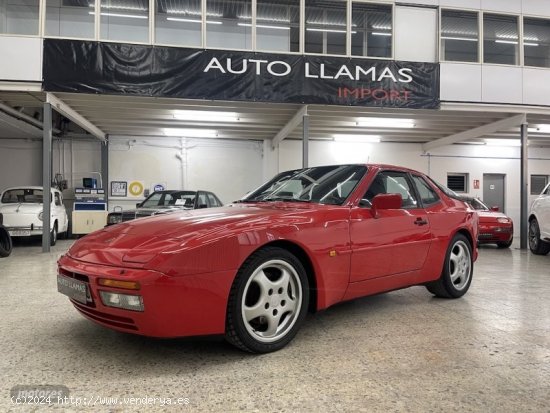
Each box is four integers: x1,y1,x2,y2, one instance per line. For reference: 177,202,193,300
0,226,13,257
497,238,513,248
226,247,309,353
50,223,58,246
426,234,473,298
528,218,550,255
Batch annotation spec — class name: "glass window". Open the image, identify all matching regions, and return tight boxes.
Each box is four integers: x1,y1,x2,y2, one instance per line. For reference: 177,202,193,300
483,13,519,65
411,175,440,206
305,0,347,55
531,175,549,195
441,9,479,63
351,3,392,58
363,171,418,209
206,0,251,50
0,0,40,35
54,192,62,206
447,173,468,193
524,17,550,68
155,0,202,46
100,0,149,43
45,0,94,38
256,0,299,52
207,193,222,207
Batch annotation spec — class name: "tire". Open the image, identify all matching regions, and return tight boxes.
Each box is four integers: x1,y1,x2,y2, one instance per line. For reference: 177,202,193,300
497,238,513,249
226,247,309,353
528,218,550,255
50,223,58,246
426,234,473,299
0,226,12,257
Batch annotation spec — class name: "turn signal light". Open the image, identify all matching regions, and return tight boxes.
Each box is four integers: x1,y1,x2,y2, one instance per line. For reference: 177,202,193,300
98,278,140,290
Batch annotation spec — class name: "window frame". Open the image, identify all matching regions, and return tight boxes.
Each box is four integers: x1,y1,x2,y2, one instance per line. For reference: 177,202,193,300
446,173,469,194
350,0,394,60
481,10,522,67
360,170,421,210
439,7,481,64
522,14,550,69
410,174,441,208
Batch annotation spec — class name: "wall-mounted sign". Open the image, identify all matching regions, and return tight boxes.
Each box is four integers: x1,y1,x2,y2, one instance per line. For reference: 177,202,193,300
43,39,440,109
110,181,127,197
473,179,480,189
128,181,144,197
153,184,165,192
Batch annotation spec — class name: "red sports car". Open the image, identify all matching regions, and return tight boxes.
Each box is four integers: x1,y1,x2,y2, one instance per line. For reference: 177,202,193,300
58,164,478,353
462,197,514,248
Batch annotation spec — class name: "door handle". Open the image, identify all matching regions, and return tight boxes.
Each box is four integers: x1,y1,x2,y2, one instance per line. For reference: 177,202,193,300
414,218,428,226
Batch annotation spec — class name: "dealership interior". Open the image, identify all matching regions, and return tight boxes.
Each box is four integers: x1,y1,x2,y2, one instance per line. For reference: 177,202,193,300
1,0,550,411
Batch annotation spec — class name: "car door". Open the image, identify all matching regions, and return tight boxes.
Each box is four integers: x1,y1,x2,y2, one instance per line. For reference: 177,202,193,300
538,183,550,237
349,170,433,282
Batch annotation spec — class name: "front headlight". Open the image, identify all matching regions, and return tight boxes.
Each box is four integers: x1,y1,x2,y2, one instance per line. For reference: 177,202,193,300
38,211,43,221
108,214,122,224
497,218,511,224
99,291,144,311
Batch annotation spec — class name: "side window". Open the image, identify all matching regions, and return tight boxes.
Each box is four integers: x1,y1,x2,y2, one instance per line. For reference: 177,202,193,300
54,193,62,206
411,175,440,206
207,193,220,207
362,171,418,209
198,192,208,207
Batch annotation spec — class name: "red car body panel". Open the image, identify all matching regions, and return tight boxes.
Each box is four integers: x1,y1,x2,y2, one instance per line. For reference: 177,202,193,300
477,210,514,244
58,165,478,338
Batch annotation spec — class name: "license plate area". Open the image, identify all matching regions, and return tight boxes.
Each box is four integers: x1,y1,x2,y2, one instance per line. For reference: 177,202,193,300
57,274,90,304
9,230,30,236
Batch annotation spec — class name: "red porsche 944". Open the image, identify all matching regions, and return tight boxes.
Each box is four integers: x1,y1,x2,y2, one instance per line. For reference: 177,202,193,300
58,164,478,353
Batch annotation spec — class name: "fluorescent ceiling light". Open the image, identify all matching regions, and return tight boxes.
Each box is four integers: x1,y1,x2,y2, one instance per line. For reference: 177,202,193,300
372,24,391,30
333,135,380,143
306,28,356,34
529,124,550,133
495,40,518,45
237,23,290,30
89,11,147,19
496,34,518,40
485,139,521,147
357,117,415,128
173,110,239,122
163,128,218,137
524,42,539,46
166,17,222,24
91,4,146,11
372,32,391,36
166,10,222,17
441,36,477,42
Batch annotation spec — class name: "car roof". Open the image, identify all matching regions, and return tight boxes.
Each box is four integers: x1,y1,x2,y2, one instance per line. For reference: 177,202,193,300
1,186,59,192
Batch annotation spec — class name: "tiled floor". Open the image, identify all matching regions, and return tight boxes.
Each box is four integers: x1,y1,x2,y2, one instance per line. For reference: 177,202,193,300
0,240,549,412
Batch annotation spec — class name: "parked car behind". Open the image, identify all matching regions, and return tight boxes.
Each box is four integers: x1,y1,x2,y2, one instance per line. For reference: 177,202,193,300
461,197,514,248
0,187,68,246
106,190,223,226
528,182,550,255
0,213,13,257
59,164,478,353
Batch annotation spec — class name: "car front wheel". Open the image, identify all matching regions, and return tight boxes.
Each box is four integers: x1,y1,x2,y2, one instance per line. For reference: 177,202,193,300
529,218,550,255
226,247,309,353
426,234,473,298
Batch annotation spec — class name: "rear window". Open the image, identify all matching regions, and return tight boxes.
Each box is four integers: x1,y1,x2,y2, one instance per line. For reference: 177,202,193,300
1,189,44,204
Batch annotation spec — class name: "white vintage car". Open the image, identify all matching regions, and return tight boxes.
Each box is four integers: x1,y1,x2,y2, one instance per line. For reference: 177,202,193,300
0,186,68,245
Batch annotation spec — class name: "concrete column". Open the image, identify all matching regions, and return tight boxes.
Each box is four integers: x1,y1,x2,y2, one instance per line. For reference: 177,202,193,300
42,103,52,253
302,115,309,168
520,123,528,249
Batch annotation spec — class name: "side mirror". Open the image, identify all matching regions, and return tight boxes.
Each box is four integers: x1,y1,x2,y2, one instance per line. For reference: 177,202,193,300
371,193,402,217
490,206,500,212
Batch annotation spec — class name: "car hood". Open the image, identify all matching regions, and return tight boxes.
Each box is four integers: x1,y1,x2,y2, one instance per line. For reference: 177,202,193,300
67,203,319,267
0,203,42,214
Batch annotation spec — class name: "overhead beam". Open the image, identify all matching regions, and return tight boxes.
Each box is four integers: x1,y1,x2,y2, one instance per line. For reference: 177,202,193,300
422,114,527,152
272,105,308,149
46,93,106,141
0,110,43,138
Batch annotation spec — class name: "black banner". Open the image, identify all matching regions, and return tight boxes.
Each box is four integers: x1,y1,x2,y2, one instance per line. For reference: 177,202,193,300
43,39,439,109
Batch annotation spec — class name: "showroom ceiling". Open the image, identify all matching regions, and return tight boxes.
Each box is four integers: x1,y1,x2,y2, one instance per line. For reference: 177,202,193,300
1,90,550,147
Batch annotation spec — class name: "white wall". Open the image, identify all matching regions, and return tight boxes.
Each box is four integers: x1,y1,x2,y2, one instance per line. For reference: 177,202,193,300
0,36,42,81
107,137,264,211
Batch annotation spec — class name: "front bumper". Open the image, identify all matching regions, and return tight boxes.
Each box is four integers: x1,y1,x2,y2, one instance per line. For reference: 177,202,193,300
57,255,235,338
478,223,513,244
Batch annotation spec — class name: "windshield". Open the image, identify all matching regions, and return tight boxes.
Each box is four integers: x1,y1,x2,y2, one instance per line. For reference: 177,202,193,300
1,189,44,204
242,165,367,205
141,191,196,208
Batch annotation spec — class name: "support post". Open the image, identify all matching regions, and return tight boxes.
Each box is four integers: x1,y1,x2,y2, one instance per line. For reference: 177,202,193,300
302,114,309,168
42,103,52,253
101,139,109,209
520,123,529,249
